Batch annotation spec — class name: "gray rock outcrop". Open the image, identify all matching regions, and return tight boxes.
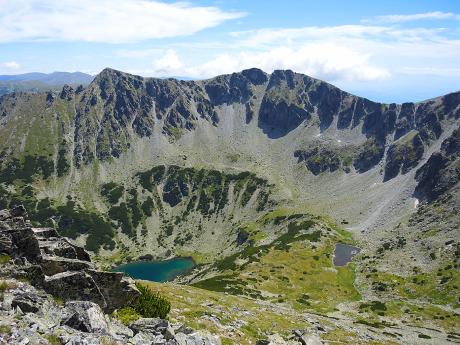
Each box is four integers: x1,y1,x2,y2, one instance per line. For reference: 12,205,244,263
0,206,139,312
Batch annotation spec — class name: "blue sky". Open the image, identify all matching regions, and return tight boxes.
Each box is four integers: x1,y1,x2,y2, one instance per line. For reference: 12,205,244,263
0,0,459,102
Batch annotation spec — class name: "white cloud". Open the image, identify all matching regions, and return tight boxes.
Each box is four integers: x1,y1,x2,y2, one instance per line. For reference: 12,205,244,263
0,61,20,70
150,45,390,82
0,0,245,43
144,20,460,85
153,50,184,75
362,11,460,24
230,25,445,47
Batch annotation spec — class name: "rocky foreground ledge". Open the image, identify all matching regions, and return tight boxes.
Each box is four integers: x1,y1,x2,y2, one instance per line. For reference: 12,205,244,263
0,206,221,344
0,206,324,345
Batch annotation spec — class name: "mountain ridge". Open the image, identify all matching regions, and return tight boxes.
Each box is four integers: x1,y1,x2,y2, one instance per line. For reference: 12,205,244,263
0,71,93,84
0,67,458,240
0,66,459,344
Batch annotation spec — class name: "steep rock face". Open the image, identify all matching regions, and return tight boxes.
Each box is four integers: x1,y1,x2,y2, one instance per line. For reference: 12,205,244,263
414,127,460,201
384,132,425,181
258,70,313,137
294,147,341,175
353,138,385,173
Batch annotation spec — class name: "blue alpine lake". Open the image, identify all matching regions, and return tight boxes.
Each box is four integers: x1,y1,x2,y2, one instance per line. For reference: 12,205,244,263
113,257,195,282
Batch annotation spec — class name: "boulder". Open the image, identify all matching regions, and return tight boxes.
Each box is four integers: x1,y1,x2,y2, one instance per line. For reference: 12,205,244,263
86,270,139,312
41,257,94,276
62,301,109,334
31,227,59,239
11,293,45,313
293,330,324,345
0,209,11,221
10,205,27,218
6,228,42,263
0,231,13,254
174,323,194,335
129,317,169,335
175,330,221,345
38,238,92,261
44,271,106,308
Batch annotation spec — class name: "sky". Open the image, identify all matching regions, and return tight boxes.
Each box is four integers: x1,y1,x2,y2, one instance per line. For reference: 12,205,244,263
0,0,459,103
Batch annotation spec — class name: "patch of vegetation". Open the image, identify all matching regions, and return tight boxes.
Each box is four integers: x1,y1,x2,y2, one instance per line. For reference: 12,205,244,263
367,266,460,307
56,146,70,177
136,165,271,218
109,203,133,235
133,283,171,319
45,334,63,345
359,301,387,315
0,324,11,335
101,182,124,204
113,307,141,325
0,155,54,184
0,281,10,300
56,200,115,252
192,212,360,313
355,319,383,329
141,196,155,216
0,254,10,265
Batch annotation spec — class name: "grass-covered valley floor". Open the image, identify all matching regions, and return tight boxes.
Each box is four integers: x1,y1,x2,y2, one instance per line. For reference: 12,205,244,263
1,160,459,344
134,209,459,344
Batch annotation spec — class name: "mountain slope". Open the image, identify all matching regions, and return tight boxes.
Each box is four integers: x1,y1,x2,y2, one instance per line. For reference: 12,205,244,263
0,68,458,240
0,67,459,344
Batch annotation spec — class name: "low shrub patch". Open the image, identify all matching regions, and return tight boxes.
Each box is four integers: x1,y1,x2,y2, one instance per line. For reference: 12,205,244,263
133,283,171,319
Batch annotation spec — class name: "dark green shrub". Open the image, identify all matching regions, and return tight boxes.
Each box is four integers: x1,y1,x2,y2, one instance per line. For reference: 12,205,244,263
109,203,133,235
56,201,115,251
133,283,171,319
141,196,155,216
101,182,124,204
127,190,142,228
57,148,70,177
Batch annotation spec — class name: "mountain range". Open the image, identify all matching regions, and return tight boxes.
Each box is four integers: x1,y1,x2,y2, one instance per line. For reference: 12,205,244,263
0,71,93,95
0,67,459,344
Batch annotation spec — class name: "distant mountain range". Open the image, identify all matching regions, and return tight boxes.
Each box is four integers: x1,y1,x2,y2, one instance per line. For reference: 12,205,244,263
0,71,94,95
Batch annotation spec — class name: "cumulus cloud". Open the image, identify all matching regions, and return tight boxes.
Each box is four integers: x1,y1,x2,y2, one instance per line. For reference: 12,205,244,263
0,0,245,43
144,20,460,84
151,45,390,82
153,50,184,75
0,61,20,71
362,11,460,24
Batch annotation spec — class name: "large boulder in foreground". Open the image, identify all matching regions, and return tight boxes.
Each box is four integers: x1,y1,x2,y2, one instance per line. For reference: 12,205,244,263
0,206,139,312
62,301,110,334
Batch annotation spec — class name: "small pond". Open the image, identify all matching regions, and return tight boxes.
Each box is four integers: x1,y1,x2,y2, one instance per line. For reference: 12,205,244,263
113,257,195,282
333,243,360,266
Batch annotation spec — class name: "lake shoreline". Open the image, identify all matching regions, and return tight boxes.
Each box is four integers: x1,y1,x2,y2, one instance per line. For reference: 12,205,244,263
112,256,196,282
